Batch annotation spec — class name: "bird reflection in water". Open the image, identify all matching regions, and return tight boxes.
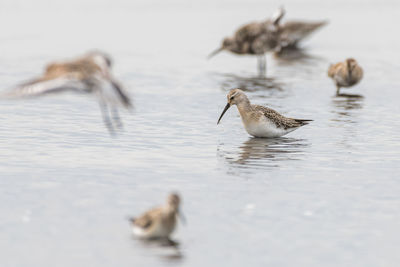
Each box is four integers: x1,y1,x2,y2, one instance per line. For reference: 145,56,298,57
218,137,309,170
332,95,364,121
335,92,363,98
219,73,283,92
331,95,364,149
133,237,184,263
274,47,323,64
273,48,327,80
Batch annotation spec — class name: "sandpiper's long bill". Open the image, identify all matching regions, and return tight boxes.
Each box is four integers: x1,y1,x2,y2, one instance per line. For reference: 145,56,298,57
217,89,312,138
130,193,184,240
328,58,363,95
2,51,132,133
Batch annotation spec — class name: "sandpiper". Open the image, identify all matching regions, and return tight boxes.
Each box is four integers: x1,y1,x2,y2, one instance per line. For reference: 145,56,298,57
129,193,184,240
3,51,132,133
217,89,312,138
208,7,285,74
328,58,363,95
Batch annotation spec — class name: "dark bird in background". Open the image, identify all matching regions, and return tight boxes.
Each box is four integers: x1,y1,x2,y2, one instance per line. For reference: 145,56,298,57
209,6,327,74
208,7,285,75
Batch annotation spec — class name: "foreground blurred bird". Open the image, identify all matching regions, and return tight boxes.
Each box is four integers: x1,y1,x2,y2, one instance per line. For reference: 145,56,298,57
129,193,184,240
208,7,285,75
217,89,312,138
328,58,363,95
2,51,132,133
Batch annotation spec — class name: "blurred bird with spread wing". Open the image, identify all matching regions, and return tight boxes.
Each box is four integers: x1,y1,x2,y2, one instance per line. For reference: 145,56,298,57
2,51,132,134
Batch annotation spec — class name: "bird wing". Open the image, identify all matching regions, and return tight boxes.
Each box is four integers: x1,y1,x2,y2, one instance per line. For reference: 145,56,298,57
327,62,342,78
132,207,162,229
352,65,364,81
2,76,89,99
280,21,327,46
255,105,310,129
235,22,279,54
235,23,266,43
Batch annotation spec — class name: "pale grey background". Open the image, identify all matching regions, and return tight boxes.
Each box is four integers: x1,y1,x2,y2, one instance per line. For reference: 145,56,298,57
1,0,399,266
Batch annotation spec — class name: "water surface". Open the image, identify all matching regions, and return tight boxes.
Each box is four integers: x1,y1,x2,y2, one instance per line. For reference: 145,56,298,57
1,0,400,266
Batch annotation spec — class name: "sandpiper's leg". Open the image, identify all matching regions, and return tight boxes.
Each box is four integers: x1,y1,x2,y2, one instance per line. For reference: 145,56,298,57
111,107,123,129
162,238,180,247
99,102,115,135
336,85,341,96
263,55,267,74
257,55,267,76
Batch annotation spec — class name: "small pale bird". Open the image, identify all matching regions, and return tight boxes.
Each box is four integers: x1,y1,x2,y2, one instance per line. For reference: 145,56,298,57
130,193,184,240
217,89,312,138
3,51,132,133
328,58,364,95
208,7,285,74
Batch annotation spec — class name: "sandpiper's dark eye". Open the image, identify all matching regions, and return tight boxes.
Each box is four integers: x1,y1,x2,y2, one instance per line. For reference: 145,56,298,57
105,57,112,67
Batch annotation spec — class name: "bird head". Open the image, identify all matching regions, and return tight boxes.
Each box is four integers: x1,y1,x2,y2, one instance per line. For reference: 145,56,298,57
346,58,358,71
208,37,236,59
167,193,186,224
217,89,247,124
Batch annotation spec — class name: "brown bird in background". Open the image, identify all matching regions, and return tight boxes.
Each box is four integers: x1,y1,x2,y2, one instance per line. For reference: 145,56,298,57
328,58,364,95
209,7,285,75
3,51,132,133
130,193,185,241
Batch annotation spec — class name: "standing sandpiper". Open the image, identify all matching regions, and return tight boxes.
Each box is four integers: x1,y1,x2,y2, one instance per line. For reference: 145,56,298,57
129,193,184,240
2,51,132,133
328,58,363,95
217,89,312,138
208,7,285,74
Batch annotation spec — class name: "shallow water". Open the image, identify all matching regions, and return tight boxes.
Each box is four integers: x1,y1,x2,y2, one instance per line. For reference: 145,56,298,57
1,0,400,266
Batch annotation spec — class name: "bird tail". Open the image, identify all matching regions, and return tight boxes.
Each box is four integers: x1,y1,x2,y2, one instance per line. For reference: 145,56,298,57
295,119,313,125
301,20,328,37
313,20,329,29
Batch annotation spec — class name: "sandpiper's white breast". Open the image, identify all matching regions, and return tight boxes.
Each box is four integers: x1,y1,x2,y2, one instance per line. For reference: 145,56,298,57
242,117,297,138
132,225,147,237
132,220,174,239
